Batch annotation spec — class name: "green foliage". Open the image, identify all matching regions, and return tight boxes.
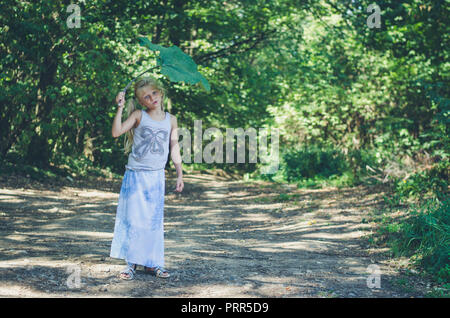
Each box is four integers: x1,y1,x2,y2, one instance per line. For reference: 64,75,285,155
138,37,210,91
0,0,448,293
374,159,449,284
386,199,450,283
0,160,58,182
296,171,356,189
0,0,448,187
281,145,349,182
386,160,449,205
0,152,120,181
425,283,450,298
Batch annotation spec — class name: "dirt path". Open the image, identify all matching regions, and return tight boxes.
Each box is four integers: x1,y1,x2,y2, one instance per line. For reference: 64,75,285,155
0,171,430,297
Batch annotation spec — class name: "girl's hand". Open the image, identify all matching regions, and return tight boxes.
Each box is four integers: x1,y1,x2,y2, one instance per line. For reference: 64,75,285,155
116,91,125,108
175,177,184,192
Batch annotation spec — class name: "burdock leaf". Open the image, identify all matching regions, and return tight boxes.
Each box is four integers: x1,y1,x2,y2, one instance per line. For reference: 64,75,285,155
138,36,210,92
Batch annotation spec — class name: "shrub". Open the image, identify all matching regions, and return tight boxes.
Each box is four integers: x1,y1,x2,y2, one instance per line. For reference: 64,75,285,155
281,145,349,182
393,160,449,203
390,199,450,282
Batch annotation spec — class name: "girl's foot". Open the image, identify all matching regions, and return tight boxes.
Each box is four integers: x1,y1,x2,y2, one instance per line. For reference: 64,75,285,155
144,266,170,278
120,263,137,280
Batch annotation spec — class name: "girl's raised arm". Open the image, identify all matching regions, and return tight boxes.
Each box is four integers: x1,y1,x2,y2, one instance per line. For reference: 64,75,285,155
112,92,139,138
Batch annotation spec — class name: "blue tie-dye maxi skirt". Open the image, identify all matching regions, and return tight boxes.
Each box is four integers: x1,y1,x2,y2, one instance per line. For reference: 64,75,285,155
110,169,165,268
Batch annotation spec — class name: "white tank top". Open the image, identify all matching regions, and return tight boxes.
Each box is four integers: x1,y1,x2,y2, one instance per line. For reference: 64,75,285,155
125,110,171,171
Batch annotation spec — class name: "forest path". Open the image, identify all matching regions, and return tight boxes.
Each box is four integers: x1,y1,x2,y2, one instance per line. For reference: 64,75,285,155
0,172,429,297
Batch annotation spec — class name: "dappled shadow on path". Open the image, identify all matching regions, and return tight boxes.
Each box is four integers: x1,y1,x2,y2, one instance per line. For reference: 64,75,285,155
0,173,424,297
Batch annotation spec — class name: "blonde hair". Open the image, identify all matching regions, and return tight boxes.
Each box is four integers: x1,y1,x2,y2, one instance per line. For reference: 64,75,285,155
124,76,171,154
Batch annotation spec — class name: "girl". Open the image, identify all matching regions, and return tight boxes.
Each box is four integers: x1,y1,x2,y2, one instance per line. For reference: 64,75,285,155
110,76,184,280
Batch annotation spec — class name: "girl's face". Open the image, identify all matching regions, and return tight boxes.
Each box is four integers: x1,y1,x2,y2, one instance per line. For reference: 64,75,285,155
136,86,162,110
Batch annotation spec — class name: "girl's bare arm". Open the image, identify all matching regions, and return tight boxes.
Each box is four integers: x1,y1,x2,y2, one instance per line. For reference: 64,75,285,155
111,92,138,138
170,115,184,192
111,108,139,138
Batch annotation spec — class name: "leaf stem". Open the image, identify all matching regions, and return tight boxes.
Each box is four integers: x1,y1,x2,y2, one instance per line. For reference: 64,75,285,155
122,65,160,93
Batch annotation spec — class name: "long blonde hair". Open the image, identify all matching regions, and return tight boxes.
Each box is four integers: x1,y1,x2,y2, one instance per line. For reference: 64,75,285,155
124,76,171,154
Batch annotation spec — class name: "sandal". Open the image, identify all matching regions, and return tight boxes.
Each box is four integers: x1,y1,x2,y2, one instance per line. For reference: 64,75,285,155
119,263,136,280
144,266,170,278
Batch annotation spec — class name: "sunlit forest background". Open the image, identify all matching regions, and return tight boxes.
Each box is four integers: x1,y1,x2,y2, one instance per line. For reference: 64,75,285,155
0,1,448,287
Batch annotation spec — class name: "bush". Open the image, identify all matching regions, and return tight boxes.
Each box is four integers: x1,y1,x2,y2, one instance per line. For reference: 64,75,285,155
405,199,449,282
390,160,449,204
281,145,349,182
386,199,450,283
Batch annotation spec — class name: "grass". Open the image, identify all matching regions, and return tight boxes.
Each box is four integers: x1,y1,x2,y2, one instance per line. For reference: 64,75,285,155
368,199,449,292
425,283,450,298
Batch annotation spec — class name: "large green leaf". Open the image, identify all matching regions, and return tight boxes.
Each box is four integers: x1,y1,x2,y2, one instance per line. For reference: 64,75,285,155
138,37,210,92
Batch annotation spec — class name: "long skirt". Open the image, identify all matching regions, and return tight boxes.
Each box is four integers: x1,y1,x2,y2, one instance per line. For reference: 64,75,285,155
110,168,165,268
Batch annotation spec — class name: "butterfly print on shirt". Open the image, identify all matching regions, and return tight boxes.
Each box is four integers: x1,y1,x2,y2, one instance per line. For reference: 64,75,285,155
133,127,169,159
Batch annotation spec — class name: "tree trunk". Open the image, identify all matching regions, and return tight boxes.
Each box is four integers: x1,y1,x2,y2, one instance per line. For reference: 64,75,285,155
25,53,58,167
